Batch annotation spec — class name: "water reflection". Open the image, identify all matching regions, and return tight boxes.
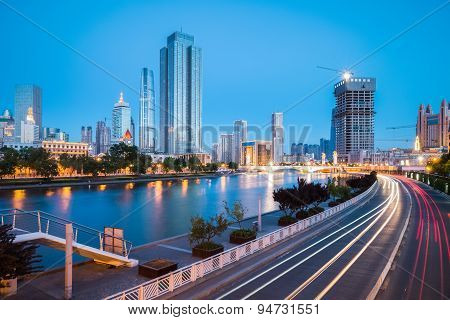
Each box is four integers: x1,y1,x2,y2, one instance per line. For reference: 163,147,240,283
0,171,336,247
12,189,26,209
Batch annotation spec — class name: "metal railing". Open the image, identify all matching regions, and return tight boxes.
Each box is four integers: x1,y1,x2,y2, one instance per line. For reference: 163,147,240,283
106,181,377,300
0,208,133,257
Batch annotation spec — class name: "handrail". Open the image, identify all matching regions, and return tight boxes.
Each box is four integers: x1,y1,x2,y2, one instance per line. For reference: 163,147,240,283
106,180,377,300
0,209,133,258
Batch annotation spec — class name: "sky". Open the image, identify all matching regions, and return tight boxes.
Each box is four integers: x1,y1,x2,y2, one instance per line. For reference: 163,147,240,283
0,0,449,152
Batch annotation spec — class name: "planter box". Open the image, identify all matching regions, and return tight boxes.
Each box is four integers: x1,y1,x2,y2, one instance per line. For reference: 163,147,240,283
230,232,257,244
192,245,224,259
138,259,178,279
0,278,17,297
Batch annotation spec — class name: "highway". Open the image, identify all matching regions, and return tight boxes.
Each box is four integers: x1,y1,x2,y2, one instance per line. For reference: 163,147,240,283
168,174,449,300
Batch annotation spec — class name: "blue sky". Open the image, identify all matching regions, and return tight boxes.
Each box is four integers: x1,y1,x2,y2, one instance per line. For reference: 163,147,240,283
0,0,449,151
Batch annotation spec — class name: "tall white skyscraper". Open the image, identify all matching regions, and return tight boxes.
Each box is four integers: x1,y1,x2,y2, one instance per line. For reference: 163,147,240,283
139,68,156,152
271,112,284,164
233,120,247,164
333,77,375,163
112,92,131,144
20,107,39,143
160,31,202,154
219,133,233,163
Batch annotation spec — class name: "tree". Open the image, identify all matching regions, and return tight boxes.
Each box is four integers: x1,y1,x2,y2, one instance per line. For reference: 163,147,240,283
188,214,228,248
81,156,101,177
173,158,183,173
222,200,246,229
0,147,19,179
0,224,42,281
163,157,175,173
228,162,238,170
429,153,449,177
131,154,152,174
273,178,311,217
188,156,201,173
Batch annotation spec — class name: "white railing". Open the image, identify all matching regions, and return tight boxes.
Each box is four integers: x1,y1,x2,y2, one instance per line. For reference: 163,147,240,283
106,181,377,300
0,208,133,257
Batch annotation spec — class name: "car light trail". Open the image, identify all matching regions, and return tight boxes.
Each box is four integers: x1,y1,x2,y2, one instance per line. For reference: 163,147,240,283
285,178,399,300
217,177,392,300
239,177,397,300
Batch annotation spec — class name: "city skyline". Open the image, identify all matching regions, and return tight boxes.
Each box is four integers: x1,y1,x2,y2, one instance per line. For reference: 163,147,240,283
1,1,448,150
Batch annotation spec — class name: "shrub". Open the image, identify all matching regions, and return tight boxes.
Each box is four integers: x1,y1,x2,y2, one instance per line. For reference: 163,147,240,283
308,206,325,215
328,201,339,207
278,215,297,226
230,229,256,238
0,224,42,281
295,209,308,220
188,214,228,248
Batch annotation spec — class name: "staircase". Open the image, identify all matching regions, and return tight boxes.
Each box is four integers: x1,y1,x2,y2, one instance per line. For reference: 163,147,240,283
0,208,137,267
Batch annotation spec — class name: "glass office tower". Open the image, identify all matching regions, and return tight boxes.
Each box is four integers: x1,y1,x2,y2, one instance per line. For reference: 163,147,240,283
160,31,202,154
14,84,42,140
139,68,156,152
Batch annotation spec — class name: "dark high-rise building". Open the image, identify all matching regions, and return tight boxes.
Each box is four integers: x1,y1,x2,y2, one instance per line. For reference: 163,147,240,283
81,126,93,144
330,107,336,154
14,84,42,140
96,120,111,155
160,31,202,154
320,138,331,159
333,76,376,163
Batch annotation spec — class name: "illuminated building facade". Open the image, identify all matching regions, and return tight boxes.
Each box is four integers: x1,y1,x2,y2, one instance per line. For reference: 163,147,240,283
42,141,88,158
241,140,272,166
416,99,449,151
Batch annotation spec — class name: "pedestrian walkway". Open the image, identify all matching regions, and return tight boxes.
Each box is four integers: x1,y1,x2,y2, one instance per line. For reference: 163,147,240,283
8,210,286,300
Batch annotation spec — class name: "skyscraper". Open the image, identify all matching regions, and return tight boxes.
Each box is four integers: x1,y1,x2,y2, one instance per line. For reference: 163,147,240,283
96,120,111,154
320,138,331,160
20,107,39,143
112,92,131,144
271,112,284,164
81,126,93,144
14,84,42,140
330,107,336,153
160,31,202,154
416,99,449,150
139,68,156,152
333,76,376,163
219,133,233,163
43,127,69,141
233,120,247,164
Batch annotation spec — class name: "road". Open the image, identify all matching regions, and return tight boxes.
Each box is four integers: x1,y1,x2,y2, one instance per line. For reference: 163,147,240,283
170,174,448,300
377,176,449,300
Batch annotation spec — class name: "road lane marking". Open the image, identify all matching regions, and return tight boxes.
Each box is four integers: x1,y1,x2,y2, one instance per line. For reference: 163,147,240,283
314,181,400,299
217,176,393,300
285,179,399,300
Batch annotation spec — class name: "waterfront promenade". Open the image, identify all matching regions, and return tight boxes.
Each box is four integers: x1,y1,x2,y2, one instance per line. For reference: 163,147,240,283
7,210,286,299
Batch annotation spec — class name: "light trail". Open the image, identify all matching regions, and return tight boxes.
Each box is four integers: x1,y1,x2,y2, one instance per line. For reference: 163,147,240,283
313,180,401,299
240,178,397,300
285,178,399,300
216,177,390,300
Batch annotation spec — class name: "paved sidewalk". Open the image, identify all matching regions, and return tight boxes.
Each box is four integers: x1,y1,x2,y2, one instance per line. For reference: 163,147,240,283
7,210,286,300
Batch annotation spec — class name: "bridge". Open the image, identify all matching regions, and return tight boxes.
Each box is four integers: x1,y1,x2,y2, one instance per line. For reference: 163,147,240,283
241,164,399,173
0,209,138,267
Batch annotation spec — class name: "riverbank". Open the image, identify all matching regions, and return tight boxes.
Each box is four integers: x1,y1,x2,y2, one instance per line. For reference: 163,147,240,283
0,172,221,190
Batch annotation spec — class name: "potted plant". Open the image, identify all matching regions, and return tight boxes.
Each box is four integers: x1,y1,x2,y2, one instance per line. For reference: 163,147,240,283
0,224,41,297
189,214,228,259
223,201,257,244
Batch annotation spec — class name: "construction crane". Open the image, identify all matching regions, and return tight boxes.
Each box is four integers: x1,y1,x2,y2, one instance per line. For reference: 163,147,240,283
316,66,354,80
386,124,415,130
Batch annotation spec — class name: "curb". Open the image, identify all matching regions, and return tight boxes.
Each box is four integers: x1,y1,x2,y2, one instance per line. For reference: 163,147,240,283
366,178,412,300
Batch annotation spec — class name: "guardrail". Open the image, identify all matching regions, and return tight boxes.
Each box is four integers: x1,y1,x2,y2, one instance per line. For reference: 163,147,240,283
404,171,449,195
0,208,133,257
106,181,377,300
